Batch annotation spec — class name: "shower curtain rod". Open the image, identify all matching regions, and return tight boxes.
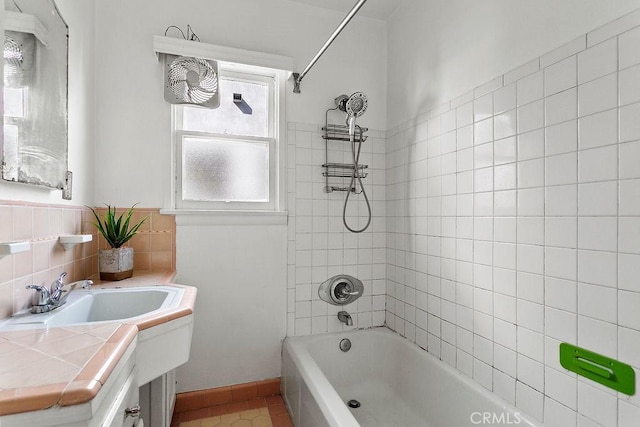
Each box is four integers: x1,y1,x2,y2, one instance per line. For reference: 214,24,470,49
292,0,368,93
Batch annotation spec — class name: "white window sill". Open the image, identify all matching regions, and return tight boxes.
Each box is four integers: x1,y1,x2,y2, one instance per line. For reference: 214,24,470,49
159,209,288,226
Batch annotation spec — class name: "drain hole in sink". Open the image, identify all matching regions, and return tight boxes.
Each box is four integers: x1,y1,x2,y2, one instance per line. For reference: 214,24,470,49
348,399,361,408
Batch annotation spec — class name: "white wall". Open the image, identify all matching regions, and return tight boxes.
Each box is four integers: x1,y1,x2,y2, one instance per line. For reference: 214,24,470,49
91,0,387,392
387,0,640,128
385,5,640,426
92,0,387,207
175,222,287,391
0,0,94,206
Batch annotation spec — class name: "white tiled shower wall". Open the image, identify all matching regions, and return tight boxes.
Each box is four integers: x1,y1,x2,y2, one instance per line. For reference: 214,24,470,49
287,122,387,336
385,13,640,427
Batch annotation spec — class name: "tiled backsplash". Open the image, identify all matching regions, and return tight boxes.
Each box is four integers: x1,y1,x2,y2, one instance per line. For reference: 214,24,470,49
385,12,640,427
286,122,387,335
0,202,175,320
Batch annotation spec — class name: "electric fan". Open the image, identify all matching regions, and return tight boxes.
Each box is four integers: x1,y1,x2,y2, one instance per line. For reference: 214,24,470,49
164,54,220,108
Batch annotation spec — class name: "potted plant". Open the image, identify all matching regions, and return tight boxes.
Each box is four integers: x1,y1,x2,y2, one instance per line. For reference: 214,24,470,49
89,204,147,281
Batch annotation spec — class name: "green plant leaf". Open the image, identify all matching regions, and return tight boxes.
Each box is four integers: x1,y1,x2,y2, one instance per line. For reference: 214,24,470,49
86,204,147,249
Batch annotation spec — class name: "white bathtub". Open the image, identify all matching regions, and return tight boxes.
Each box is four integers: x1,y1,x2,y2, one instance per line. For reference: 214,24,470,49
282,327,542,427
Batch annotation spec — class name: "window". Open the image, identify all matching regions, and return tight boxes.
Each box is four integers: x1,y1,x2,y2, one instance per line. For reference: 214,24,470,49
172,65,284,212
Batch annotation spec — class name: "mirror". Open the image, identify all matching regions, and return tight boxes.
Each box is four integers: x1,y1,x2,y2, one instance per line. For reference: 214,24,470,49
2,0,68,190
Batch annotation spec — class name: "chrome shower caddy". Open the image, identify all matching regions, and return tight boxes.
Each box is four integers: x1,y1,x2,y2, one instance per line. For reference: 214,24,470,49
322,111,369,193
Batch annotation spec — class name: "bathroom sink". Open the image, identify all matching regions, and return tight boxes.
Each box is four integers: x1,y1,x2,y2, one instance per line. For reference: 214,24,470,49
0,286,184,329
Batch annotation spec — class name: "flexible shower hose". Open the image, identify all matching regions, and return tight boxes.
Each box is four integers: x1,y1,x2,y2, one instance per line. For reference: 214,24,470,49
342,121,372,233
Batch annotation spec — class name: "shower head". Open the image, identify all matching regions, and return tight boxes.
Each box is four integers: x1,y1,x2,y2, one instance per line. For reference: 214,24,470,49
335,92,368,118
345,92,368,118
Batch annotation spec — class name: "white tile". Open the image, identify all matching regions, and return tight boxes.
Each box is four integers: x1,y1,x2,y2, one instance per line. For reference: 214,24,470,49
517,71,543,107
474,142,493,169
517,271,544,303
620,179,640,215
545,246,577,280
505,58,540,84
517,244,544,275
474,288,493,315
619,327,640,368
619,400,640,427
619,290,640,331
494,344,517,377
578,315,617,357
494,294,516,323
620,63,640,106
475,76,503,99
546,152,577,186
620,102,640,142
518,158,544,188
518,99,544,133
516,381,544,422
474,359,494,391
578,73,618,117
578,216,617,252
577,250,617,288
518,188,545,216
494,83,516,114
517,217,543,245
545,185,578,216
474,335,493,365
619,25,640,69
495,190,517,216
517,354,544,391
546,120,578,156
578,283,617,323
578,109,618,150
494,136,517,165
588,8,640,47
472,193,491,218
474,118,493,145
545,337,566,372
620,217,640,254
544,397,577,427
578,181,617,216
517,327,544,361
493,369,516,404
494,217,516,243
546,307,577,342
495,163,516,191
474,167,493,192
577,381,618,427
517,300,544,333
541,36,586,68
457,102,474,128
545,277,577,313
517,129,544,161
493,268,516,296
494,110,517,140
545,368,577,410
619,253,640,293
545,217,577,248
474,93,493,122
457,147,473,172
577,38,617,84
494,242,516,270
546,88,578,128
545,55,577,96
578,145,618,183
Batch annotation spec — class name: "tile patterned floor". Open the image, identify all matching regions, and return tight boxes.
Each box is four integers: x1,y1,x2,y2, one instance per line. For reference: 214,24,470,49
174,395,293,427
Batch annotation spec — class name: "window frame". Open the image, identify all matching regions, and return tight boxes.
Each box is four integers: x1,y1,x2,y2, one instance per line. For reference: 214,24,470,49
169,62,287,215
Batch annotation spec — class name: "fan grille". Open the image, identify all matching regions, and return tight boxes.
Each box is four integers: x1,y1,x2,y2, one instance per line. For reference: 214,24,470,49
168,56,218,105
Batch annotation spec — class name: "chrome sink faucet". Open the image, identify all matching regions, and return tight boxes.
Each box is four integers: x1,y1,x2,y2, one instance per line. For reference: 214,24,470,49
338,311,353,326
26,272,93,314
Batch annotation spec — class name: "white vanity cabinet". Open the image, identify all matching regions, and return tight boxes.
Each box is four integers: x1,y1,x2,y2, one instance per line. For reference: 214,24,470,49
0,340,140,427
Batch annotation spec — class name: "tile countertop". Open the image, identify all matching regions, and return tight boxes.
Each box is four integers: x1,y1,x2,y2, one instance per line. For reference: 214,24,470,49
0,270,197,416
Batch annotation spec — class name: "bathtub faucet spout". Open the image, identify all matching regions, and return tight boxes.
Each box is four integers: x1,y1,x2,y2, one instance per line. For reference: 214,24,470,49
338,311,353,326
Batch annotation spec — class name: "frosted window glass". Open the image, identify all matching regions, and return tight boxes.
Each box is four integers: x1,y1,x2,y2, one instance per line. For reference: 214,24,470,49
182,137,268,202
183,78,269,137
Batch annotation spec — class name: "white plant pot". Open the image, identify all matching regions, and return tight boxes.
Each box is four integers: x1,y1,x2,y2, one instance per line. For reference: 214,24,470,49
99,247,134,281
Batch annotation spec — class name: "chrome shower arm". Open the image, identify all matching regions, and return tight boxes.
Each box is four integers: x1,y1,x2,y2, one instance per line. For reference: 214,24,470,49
293,0,368,93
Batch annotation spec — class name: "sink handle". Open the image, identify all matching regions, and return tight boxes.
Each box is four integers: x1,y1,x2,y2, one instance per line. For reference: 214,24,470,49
26,284,51,306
